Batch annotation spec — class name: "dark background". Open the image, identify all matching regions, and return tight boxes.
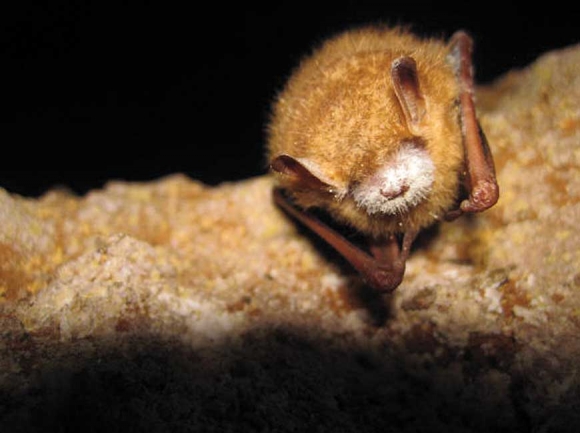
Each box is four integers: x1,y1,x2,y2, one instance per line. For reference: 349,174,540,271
1,1,577,196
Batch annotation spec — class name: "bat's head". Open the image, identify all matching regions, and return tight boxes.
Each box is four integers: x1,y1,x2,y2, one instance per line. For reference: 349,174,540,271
268,41,465,236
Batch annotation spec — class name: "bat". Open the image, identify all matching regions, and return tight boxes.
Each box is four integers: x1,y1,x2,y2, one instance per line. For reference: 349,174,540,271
267,26,499,292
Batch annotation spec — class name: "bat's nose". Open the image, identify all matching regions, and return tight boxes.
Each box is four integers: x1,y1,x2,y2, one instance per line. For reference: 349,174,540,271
380,183,409,200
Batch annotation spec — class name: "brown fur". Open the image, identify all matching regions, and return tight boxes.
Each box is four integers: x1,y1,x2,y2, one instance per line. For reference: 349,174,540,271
267,26,466,237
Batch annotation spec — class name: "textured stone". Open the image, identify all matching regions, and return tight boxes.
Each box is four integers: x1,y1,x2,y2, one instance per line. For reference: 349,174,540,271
1,44,580,432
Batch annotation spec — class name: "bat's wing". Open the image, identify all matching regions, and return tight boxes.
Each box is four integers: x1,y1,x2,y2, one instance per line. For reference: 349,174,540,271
273,188,416,292
446,31,499,220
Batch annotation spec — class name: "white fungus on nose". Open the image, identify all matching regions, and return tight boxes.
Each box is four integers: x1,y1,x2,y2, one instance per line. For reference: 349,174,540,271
352,144,435,215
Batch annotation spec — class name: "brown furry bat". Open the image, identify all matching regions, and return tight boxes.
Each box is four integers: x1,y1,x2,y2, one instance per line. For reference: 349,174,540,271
267,26,499,292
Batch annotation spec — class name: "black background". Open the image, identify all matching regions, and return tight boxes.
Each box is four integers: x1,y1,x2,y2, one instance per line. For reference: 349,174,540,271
1,1,577,196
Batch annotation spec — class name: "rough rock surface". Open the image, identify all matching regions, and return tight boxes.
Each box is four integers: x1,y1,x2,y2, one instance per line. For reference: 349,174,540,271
1,45,580,432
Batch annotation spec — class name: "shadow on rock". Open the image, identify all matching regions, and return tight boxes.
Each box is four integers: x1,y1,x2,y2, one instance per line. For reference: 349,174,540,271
0,325,571,433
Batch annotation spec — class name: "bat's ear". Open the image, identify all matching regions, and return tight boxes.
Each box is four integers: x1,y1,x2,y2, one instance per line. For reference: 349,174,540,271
270,154,340,193
391,56,426,135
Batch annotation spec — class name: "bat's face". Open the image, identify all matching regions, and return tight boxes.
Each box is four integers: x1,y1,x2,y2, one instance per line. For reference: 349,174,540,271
269,132,461,237
351,142,435,216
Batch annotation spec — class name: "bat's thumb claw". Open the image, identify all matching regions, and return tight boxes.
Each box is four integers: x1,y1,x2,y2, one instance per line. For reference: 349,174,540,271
461,180,499,213
363,262,405,293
